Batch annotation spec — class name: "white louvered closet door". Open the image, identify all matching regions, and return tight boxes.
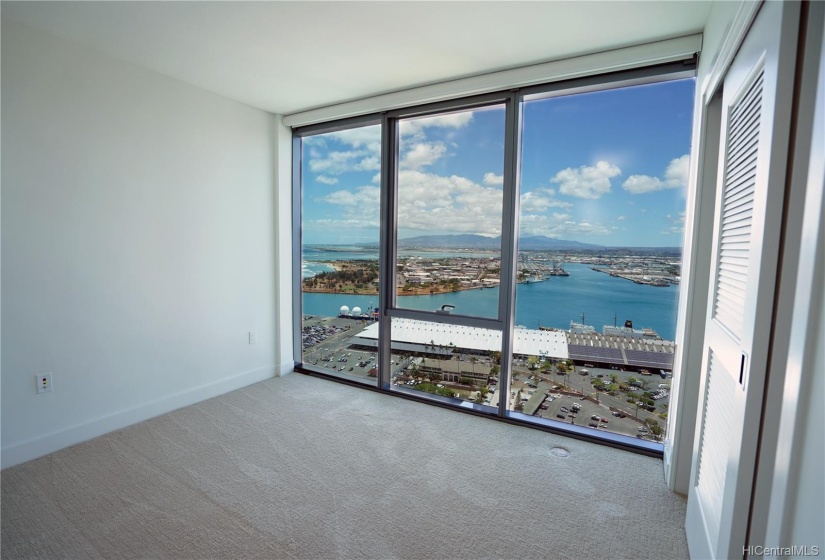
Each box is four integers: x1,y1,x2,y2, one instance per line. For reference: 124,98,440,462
685,2,800,559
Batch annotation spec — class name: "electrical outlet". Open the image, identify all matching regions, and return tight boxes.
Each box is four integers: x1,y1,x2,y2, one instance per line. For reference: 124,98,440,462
36,372,52,394
248,331,257,344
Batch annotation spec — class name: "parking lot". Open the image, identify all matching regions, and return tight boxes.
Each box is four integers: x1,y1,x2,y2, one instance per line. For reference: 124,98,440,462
507,362,668,439
300,316,668,440
301,316,377,378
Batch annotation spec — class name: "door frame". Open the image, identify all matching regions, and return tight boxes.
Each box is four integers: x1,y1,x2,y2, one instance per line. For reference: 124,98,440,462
684,3,799,557
749,0,825,547
664,0,763,495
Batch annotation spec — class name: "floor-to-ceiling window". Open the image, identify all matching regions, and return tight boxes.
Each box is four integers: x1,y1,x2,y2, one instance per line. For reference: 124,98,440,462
294,63,695,451
509,78,694,442
298,121,382,386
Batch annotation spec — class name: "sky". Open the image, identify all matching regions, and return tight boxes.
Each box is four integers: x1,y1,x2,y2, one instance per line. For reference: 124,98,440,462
302,78,695,248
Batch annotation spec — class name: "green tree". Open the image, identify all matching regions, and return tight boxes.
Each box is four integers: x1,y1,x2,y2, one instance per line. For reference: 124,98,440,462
645,418,664,439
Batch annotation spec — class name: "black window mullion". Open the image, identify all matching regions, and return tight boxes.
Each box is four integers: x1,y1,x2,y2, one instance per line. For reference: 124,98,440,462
496,93,522,417
377,114,398,390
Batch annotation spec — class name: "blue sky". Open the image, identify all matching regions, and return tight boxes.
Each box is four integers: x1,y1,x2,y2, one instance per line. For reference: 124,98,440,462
302,78,695,247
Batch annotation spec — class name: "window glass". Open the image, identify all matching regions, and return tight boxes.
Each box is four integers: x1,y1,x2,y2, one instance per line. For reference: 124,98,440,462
509,79,695,440
394,106,506,320
300,124,381,384
387,317,501,409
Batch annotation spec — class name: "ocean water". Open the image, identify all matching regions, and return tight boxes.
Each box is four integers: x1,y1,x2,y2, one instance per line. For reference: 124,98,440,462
302,263,680,341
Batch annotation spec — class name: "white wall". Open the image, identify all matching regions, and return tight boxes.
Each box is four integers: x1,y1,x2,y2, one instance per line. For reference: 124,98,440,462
788,298,824,555
273,118,294,376
1,20,278,468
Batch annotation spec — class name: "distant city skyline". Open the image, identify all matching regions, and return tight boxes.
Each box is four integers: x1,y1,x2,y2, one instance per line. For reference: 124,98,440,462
302,78,695,247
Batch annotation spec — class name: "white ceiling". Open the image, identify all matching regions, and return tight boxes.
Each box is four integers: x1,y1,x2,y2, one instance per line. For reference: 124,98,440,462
3,1,712,116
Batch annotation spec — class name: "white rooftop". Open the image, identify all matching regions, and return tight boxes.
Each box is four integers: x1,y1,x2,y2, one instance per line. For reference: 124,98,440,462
355,319,568,359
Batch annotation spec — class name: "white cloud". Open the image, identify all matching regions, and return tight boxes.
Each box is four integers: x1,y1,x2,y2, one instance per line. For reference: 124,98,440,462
519,212,612,238
395,170,504,235
551,161,621,199
661,211,686,235
317,185,381,229
622,154,690,194
666,155,690,185
324,127,381,152
520,191,573,212
401,142,447,170
400,112,473,140
321,186,380,207
316,168,577,239
483,172,503,187
309,149,380,175
316,175,338,185
316,170,503,236
305,126,382,175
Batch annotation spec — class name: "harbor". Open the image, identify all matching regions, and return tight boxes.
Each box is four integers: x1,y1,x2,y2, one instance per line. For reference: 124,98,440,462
303,262,680,341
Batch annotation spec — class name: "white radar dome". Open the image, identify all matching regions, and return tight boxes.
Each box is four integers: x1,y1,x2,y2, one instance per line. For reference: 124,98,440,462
339,305,350,315
352,307,362,315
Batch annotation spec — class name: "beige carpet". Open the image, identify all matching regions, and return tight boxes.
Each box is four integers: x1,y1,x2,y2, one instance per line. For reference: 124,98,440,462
2,373,689,559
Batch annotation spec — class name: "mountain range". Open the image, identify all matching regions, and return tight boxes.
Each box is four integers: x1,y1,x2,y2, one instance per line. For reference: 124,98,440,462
391,234,604,250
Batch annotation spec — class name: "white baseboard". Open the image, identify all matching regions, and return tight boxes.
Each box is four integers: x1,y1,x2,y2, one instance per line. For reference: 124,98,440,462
1,365,276,470
277,360,296,376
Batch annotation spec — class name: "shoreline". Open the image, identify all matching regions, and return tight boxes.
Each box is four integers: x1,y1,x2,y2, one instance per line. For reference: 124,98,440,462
302,285,482,296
